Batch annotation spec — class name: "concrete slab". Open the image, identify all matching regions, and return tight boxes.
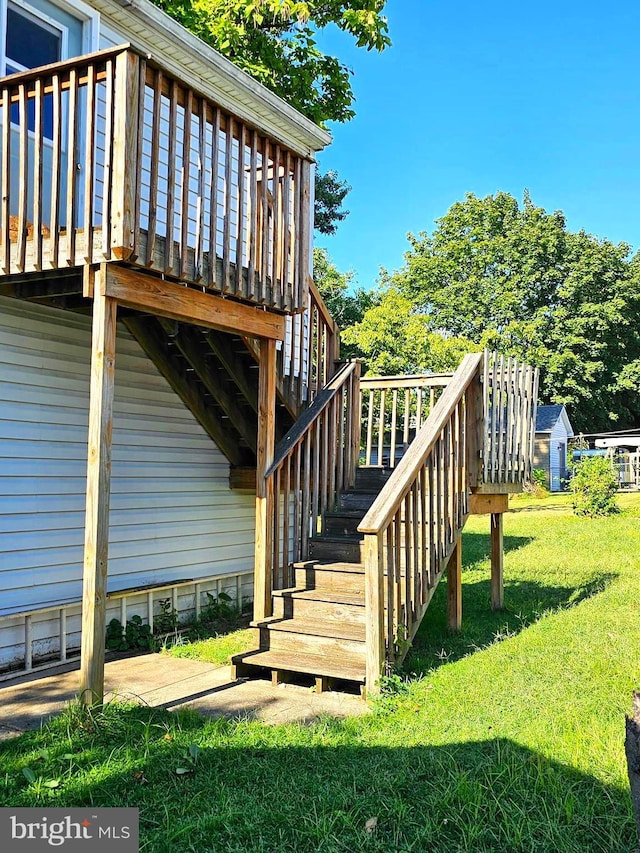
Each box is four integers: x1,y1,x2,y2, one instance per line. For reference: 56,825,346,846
0,653,368,739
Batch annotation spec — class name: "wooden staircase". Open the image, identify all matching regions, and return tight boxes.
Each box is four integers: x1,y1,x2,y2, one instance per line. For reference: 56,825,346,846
234,351,539,695
233,467,392,691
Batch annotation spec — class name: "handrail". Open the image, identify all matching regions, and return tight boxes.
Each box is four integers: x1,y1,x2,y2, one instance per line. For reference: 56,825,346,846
267,360,359,477
359,352,483,690
360,373,453,389
360,353,483,534
253,358,361,620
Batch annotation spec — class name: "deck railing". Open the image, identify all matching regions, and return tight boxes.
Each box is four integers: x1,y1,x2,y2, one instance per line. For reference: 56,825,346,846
253,360,361,619
358,351,538,686
359,373,453,467
0,45,313,313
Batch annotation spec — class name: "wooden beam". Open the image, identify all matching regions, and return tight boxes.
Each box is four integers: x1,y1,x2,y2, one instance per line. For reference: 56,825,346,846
447,538,462,631
110,51,140,261
123,315,246,467
79,285,117,705
469,492,509,515
158,320,257,453
491,512,504,611
254,338,277,622
104,265,286,340
230,467,256,490
364,532,385,695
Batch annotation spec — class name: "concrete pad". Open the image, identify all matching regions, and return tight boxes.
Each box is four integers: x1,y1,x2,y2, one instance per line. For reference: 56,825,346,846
0,653,368,739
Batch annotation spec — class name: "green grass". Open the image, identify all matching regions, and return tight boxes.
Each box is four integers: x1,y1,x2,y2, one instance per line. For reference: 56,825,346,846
164,627,255,666
1,495,639,852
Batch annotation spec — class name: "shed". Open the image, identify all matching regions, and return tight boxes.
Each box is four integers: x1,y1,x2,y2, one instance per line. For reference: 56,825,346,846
533,405,574,491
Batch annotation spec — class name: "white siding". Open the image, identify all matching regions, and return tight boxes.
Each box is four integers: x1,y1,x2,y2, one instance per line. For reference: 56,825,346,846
0,295,256,621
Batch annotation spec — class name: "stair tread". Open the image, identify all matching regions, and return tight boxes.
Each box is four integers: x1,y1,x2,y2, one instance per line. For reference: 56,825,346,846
273,587,364,606
324,509,365,518
253,616,365,642
310,533,364,543
294,560,364,573
233,649,365,682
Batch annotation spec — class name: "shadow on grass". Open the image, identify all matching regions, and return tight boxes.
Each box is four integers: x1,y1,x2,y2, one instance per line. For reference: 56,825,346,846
405,530,617,676
0,704,634,852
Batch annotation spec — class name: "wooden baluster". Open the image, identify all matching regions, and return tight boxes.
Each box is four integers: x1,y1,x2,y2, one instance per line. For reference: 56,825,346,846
146,68,162,267
247,129,258,299
293,441,302,565
282,150,291,311
384,524,394,668
83,65,96,263
100,61,113,259
1,88,10,274
164,80,178,274
365,390,374,466
301,431,312,558
403,388,410,449
65,69,78,265
390,390,398,468
260,136,270,303
274,465,282,588
254,338,276,622
496,353,505,484
195,96,207,281
378,389,386,467
419,466,428,602
528,369,540,480
207,107,221,286
17,82,28,272
271,144,281,308
321,408,329,521
412,479,420,620
393,510,402,653
33,79,43,270
292,156,302,308
222,118,235,294
311,418,320,537
50,73,62,265
416,387,423,431
132,58,146,262
236,122,246,297
404,492,412,635
180,88,193,280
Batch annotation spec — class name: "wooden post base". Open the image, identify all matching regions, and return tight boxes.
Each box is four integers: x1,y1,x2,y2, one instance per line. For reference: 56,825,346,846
490,512,504,611
447,538,462,631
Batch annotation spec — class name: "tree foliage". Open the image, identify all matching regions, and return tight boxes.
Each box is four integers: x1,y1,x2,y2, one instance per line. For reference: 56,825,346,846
313,248,376,358
151,0,390,125
570,456,620,517
314,167,350,235
382,191,640,432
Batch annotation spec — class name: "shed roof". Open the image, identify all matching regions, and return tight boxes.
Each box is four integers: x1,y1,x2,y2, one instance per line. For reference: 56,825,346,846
536,404,573,435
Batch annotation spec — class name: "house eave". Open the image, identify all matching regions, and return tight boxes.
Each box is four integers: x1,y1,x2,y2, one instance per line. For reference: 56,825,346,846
93,0,332,158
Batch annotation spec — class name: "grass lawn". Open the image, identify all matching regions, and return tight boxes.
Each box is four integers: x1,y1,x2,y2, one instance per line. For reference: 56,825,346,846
1,493,639,852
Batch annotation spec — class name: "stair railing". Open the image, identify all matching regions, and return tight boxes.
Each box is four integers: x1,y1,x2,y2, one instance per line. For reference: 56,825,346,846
358,353,484,688
254,359,361,620
359,373,454,467
481,351,539,486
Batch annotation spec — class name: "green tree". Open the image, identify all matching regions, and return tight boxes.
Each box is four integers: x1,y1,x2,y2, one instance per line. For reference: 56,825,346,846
151,0,390,125
314,167,350,235
341,288,478,375
313,248,376,357
387,191,640,432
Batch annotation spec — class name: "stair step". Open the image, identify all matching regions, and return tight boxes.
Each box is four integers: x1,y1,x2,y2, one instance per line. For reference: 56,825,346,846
338,492,378,511
324,511,365,536
254,616,365,659
254,616,365,642
355,466,394,490
232,649,365,683
294,560,364,594
273,587,364,623
308,535,364,563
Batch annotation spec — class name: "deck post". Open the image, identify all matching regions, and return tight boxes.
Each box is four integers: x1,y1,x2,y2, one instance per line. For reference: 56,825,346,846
364,532,385,694
110,50,140,261
447,537,462,631
80,280,117,705
254,337,277,622
490,511,504,610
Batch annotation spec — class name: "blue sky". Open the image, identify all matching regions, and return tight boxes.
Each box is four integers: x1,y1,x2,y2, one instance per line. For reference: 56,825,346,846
315,0,640,290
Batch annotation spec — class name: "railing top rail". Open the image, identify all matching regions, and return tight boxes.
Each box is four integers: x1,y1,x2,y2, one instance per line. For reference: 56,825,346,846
360,373,454,389
0,43,134,87
266,359,359,477
358,352,483,534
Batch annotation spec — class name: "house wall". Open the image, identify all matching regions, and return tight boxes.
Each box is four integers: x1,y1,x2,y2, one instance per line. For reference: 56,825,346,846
0,296,256,667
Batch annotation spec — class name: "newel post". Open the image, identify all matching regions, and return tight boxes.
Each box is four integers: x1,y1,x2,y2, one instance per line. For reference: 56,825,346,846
364,532,385,694
110,50,140,261
465,363,484,492
254,338,277,622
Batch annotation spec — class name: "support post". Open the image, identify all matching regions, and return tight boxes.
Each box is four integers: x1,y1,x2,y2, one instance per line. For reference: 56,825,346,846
254,337,277,622
490,511,504,610
447,538,462,631
364,532,385,694
80,283,117,705
110,51,140,260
